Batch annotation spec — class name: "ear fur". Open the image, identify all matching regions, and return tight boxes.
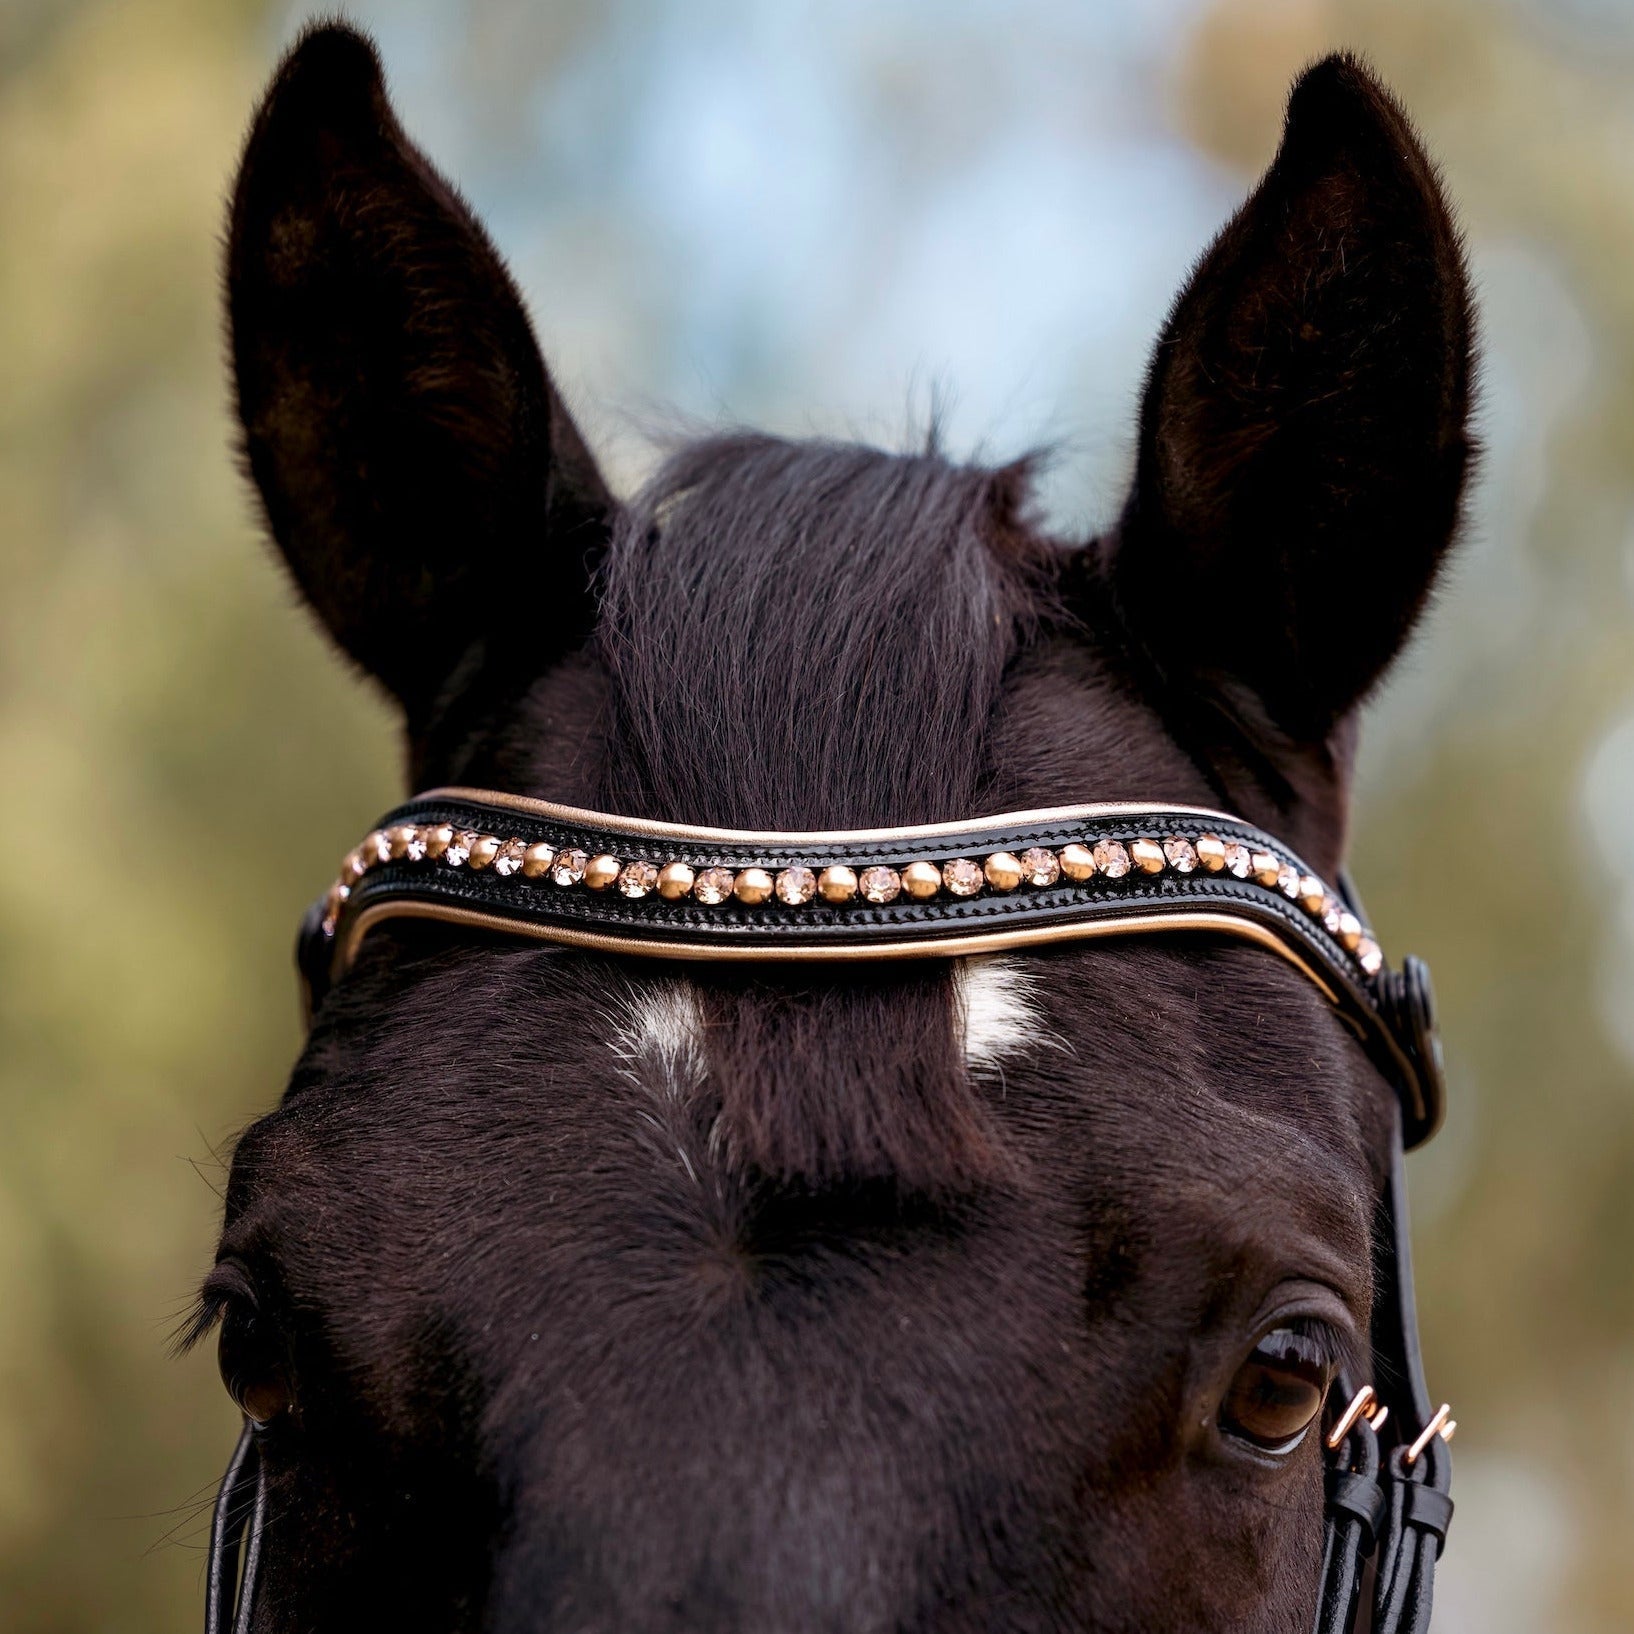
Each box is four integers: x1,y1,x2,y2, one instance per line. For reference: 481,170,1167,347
1112,53,1475,742
228,24,611,721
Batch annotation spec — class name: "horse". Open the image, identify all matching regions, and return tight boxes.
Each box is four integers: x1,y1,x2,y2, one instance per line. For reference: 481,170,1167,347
189,23,1473,1633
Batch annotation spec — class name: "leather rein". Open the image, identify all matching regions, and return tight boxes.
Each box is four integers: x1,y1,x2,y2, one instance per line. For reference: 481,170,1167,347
209,790,1455,1634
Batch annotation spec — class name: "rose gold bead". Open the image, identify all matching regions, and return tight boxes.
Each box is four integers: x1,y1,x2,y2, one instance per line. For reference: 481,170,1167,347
522,841,557,879
1223,842,1253,879
1058,842,1096,881
734,867,775,905
423,825,454,861
694,866,736,905
1091,839,1131,879
775,866,817,905
467,835,502,871
363,829,391,864
1250,850,1281,888
1019,847,1061,887
584,853,622,890
1163,837,1197,874
550,848,587,886
386,824,418,859
818,865,859,903
1356,937,1384,976
1336,911,1363,952
901,860,942,900
1195,834,1227,873
983,851,1024,891
1298,875,1326,915
491,838,526,877
444,830,475,867
656,861,696,900
859,866,901,904
942,858,983,897
619,860,659,898
1130,838,1166,876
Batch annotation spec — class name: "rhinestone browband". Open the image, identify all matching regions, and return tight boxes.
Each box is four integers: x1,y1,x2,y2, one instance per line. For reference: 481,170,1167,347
299,788,1445,1145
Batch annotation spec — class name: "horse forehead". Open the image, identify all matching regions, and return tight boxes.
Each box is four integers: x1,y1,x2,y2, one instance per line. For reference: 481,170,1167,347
605,959,1053,1084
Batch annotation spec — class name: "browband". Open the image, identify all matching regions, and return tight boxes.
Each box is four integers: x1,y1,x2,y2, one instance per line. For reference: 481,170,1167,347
300,787,1446,1147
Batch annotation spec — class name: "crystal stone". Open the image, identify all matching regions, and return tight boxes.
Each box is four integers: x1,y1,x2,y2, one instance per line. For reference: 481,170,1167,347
550,848,588,886
1223,842,1253,879
775,866,817,905
1091,839,1131,879
1020,847,1061,887
403,828,429,862
492,839,526,877
1163,837,1198,873
1356,937,1384,977
942,858,984,897
859,866,902,904
694,866,736,905
618,860,658,898
444,831,475,867
1276,863,1301,899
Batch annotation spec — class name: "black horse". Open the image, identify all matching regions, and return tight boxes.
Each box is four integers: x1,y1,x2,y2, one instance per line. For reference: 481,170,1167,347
191,24,1473,1632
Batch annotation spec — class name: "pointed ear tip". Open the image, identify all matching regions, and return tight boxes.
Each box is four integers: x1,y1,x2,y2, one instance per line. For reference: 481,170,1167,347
268,19,386,109
1282,50,1413,146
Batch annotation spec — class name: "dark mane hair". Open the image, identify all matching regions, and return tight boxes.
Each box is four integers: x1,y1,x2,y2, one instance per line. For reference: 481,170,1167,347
598,434,1047,829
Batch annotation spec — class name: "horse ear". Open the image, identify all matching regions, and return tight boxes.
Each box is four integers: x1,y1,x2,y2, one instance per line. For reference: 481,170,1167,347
1109,54,1475,742
228,24,612,722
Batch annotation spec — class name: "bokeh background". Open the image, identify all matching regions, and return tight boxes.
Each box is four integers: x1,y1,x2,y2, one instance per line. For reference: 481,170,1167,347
3,0,1632,1627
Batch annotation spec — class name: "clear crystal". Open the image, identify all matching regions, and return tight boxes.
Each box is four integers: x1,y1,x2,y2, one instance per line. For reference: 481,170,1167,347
444,831,474,867
550,848,587,886
1092,839,1131,879
859,866,901,903
1276,863,1300,898
403,829,428,862
1223,842,1252,879
942,858,983,897
1163,837,1197,873
492,839,526,877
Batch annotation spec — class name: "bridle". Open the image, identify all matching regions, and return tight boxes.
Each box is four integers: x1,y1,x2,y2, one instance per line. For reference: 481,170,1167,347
208,789,1456,1633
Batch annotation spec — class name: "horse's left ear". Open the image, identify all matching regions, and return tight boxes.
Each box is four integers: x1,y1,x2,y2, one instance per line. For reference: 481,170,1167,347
1108,54,1475,742
228,24,612,725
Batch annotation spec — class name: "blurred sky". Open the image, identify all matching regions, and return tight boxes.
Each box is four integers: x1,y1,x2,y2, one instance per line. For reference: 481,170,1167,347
3,0,1634,1628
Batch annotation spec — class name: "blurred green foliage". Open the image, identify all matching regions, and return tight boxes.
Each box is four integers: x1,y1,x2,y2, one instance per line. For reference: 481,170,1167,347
1,0,1631,1629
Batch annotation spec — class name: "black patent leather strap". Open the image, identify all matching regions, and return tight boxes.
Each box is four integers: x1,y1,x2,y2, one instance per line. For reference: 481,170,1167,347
206,1421,265,1634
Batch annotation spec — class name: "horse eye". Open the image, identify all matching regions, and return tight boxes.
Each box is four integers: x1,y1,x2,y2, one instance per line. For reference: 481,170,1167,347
217,1301,292,1425
1218,1326,1335,1455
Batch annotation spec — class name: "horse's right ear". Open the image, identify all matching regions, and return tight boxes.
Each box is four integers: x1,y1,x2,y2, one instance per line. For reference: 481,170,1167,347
228,24,611,723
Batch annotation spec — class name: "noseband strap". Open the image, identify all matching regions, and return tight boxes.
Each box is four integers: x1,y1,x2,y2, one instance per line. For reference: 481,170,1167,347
208,786,1454,1632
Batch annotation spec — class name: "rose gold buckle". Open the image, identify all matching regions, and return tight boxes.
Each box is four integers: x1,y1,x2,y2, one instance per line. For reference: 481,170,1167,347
1325,1384,1391,1450
1403,1402,1457,1466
